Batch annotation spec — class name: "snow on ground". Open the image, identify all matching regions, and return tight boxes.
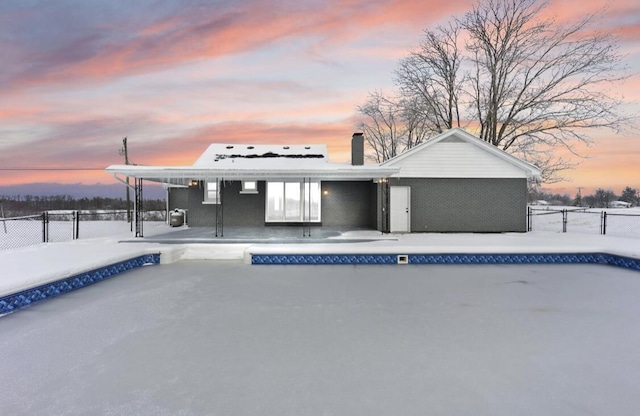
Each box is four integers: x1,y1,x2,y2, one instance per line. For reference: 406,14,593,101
1,224,639,298
0,222,183,297
528,206,640,237
1,222,640,414
0,219,169,248
2,261,640,415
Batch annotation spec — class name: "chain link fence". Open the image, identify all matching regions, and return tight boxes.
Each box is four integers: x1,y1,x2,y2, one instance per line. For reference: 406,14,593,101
603,212,640,238
0,215,44,250
0,210,167,251
528,207,640,238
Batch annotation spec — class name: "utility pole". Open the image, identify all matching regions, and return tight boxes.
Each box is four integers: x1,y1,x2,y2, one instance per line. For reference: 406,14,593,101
575,187,583,207
119,137,131,223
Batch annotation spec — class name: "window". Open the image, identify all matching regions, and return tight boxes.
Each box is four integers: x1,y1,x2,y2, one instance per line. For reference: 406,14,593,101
241,181,258,194
284,182,300,220
204,181,220,204
266,181,320,222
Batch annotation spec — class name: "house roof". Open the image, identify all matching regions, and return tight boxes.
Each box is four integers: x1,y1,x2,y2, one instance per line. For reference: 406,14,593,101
105,142,398,186
105,129,541,185
193,144,330,168
381,128,542,179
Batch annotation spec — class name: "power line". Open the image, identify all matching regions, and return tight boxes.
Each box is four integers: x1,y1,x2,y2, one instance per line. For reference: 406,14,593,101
0,168,106,171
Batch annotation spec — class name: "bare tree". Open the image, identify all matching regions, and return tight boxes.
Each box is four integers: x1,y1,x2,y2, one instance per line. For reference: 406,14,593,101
462,0,627,180
620,187,638,205
358,0,631,182
594,188,615,208
397,95,433,149
356,91,402,163
356,91,431,162
395,22,463,134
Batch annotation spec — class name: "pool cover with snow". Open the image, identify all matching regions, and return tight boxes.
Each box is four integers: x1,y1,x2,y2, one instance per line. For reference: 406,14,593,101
1,261,639,415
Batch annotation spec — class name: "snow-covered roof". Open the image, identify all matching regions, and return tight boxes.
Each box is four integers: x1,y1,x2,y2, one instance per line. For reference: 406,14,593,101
193,144,329,168
105,142,398,185
382,128,542,179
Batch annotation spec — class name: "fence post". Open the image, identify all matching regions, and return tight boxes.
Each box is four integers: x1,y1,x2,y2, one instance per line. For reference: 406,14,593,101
74,211,80,239
42,212,48,243
562,209,567,233
601,211,607,235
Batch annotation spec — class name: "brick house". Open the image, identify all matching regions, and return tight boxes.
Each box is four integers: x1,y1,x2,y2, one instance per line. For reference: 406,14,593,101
106,128,541,234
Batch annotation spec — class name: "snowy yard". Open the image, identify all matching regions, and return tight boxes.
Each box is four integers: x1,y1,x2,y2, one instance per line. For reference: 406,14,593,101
2,206,639,251
0,220,170,250
1,260,639,415
529,206,640,237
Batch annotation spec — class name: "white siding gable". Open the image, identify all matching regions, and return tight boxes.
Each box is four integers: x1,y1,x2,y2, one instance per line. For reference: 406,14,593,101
391,141,526,178
384,131,532,178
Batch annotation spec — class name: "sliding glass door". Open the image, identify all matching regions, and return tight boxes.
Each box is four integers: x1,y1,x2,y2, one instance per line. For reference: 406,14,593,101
266,181,320,222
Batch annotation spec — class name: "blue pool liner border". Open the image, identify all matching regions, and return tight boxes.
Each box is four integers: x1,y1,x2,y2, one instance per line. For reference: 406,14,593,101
251,252,640,272
0,253,160,316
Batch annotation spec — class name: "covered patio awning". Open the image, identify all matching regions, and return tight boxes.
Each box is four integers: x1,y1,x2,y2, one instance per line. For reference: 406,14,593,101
105,164,400,186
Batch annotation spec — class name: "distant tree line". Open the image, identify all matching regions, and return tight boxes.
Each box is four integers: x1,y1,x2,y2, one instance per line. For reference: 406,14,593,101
530,186,639,208
0,195,165,217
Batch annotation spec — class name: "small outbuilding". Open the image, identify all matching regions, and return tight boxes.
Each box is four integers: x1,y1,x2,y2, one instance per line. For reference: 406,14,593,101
105,128,541,235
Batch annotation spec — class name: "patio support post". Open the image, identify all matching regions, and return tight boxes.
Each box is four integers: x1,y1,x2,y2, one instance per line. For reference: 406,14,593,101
215,177,224,237
381,179,391,234
302,177,306,237
111,173,139,237
134,178,144,237
308,177,311,237
302,177,311,237
214,178,218,237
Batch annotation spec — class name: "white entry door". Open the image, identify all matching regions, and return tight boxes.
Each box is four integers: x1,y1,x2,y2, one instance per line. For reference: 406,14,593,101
390,186,410,232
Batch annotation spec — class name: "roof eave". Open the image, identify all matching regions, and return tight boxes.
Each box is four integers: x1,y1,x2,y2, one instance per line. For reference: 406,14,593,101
105,165,399,181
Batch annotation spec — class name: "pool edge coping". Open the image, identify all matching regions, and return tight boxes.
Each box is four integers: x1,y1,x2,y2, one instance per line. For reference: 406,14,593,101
250,251,640,272
2,247,639,316
0,253,161,316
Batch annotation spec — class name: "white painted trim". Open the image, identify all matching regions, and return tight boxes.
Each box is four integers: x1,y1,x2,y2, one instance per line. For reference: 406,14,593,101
390,186,411,233
105,165,399,185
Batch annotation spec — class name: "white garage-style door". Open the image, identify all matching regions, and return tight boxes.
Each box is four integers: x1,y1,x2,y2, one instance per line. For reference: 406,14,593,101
390,186,411,232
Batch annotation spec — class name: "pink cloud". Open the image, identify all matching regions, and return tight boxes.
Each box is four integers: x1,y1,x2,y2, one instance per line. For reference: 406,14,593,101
0,119,359,186
1,0,637,193
3,0,473,93
4,0,634,95
141,120,357,165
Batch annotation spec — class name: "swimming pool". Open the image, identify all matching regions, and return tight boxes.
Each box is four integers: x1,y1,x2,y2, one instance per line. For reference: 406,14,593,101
1,261,638,415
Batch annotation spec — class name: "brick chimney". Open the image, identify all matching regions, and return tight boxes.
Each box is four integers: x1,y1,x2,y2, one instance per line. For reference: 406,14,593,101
351,132,364,166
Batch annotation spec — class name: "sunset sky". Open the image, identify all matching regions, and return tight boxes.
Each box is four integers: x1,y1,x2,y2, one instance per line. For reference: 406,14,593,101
0,0,638,196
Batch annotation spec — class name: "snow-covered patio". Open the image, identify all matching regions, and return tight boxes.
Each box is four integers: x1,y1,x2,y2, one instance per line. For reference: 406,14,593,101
1,259,639,415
